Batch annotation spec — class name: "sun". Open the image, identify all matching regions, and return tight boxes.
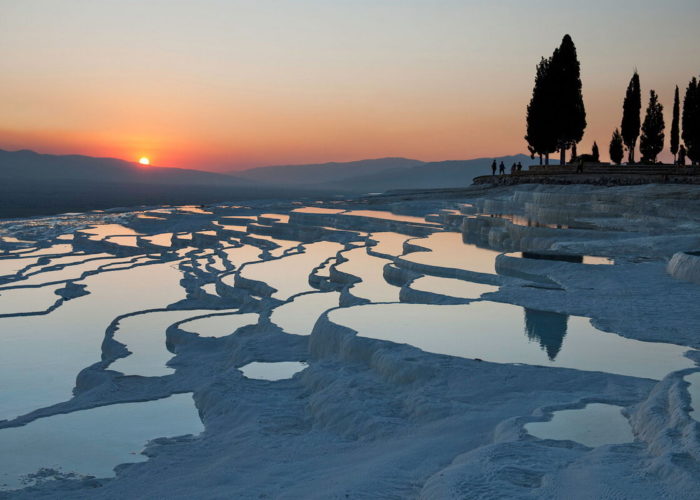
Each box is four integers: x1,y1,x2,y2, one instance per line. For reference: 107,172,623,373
138,156,150,165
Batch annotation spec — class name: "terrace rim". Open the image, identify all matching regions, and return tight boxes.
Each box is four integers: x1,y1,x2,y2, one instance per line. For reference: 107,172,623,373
473,163,700,186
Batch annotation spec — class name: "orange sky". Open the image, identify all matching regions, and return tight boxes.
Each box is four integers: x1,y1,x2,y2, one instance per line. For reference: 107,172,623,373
1,1,698,171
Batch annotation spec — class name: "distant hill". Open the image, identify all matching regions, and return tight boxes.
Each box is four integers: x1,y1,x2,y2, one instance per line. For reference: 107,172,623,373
235,154,534,192
0,150,325,218
0,149,252,186
234,157,425,185
319,155,534,192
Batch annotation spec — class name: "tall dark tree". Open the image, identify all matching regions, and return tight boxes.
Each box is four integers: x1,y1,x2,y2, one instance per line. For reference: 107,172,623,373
549,35,586,165
525,57,558,164
621,71,642,163
670,85,680,162
640,90,665,163
609,129,624,165
591,141,600,162
682,77,700,165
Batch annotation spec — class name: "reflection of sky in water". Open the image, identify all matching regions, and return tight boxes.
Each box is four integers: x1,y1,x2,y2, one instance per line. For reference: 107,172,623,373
368,232,409,256
259,213,290,223
507,252,613,265
335,247,400,302
344,210,438,225
0,285,62,315
410,276,498,299
179,312,259,338
241,242,342,300
81,224,140,240
240,361,307,381
270,292,340,335
144,233,174,247
525,403,633,447
329,302,694,380
0,263,186,421
292,207,346,214
109,309,221,377
0,393,203,490
402,232,500,274
6,256,130,287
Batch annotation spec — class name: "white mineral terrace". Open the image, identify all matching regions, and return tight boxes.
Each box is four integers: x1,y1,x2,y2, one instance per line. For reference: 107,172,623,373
0,184,699,499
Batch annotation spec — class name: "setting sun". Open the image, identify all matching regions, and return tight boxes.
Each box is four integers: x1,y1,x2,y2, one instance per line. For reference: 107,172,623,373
138,156,150,165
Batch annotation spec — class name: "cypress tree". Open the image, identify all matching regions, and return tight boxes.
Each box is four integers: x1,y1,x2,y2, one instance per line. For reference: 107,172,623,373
670,85,680,163
621,71,642,163
549,35,586,165
609,129,624,165
640,90,665,163
592,141,599,162
682,77,700,165
525,57,557,164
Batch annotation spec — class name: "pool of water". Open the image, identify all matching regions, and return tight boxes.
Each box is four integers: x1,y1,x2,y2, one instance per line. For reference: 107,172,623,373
292,207,346,215
368,232,409,257
0,263,187,421
239,361,308,381
0,393,203,490
81,224,140,240
143,233,174,247
0,285,63,315
0,257,43,277
328,302,694,380
343,210,437,225
109,309,219,377
240,242,343,300
3,256,132,287
410,276,499,299
270,292,341,335
525,403,634,447
401,232,501,275
178,312,259,338
506,252,614,265
335,247,400,302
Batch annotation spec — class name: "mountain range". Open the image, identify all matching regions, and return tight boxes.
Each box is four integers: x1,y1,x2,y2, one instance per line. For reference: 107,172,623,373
0,149,532,217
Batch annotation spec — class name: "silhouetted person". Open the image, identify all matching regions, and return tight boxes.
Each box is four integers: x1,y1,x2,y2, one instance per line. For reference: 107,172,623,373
510,163,516,175
491,160,497,175
517,162,523,172
576,157,584,173
499,161,505,175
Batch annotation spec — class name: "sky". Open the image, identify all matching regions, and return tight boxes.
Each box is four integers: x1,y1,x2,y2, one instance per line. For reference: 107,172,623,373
1,0,698,171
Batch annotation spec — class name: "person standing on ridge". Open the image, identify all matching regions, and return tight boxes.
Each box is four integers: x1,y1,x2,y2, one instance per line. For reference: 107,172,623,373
499,161,505,175
491,160,497,175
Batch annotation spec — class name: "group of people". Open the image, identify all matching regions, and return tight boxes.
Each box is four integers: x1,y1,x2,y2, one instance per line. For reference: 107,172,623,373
491,160,523,175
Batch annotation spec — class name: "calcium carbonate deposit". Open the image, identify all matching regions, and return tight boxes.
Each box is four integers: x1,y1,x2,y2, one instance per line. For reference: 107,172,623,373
1,183,700,499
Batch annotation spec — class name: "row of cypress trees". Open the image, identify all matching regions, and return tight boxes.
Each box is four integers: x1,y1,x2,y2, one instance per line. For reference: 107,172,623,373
609,74,700,165
526,34,700,166
525,35,586,165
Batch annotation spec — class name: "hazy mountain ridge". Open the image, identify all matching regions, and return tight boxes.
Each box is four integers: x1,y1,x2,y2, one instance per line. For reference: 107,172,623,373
0,149,252,186
319,155,533,191
234,157,426,185
236,154,533,192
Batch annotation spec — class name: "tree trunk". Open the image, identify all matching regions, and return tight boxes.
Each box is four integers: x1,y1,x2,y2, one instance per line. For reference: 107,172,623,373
539,154,543,165
560,146,566,166
628,143,635,164
571,143,577,161
545,153,549,165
